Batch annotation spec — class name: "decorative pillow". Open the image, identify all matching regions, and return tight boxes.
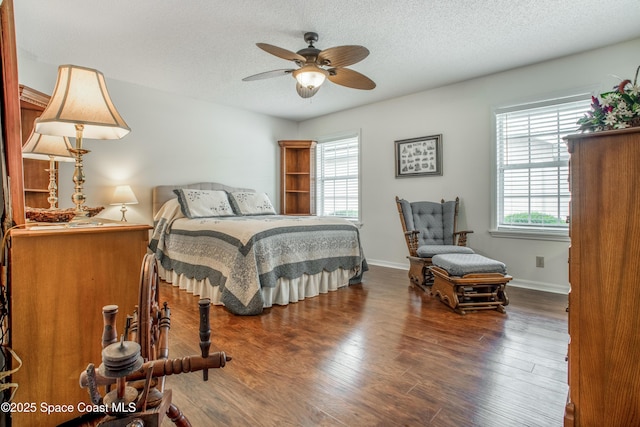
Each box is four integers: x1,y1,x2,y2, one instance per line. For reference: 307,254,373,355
228,191,276,215
173,189,235,218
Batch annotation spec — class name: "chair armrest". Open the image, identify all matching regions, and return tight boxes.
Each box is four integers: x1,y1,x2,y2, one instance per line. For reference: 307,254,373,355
453,230,474,247
404,230,420,256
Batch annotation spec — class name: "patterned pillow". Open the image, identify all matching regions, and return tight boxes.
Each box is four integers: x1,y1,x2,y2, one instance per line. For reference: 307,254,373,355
228,191,277,215
173,189,235,218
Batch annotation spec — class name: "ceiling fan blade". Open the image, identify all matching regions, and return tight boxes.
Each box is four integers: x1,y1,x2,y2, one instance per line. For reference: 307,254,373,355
242,69,295,81
257,43,306,63
328,68,376,90
296,83,320,99
318,45,369,68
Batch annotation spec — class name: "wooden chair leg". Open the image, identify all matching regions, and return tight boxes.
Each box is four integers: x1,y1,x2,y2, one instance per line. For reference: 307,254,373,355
408,256,432,291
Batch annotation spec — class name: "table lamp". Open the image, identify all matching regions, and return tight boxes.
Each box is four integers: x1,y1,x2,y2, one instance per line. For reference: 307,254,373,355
35,64,130,219
22,130,75,209
111,185,138,221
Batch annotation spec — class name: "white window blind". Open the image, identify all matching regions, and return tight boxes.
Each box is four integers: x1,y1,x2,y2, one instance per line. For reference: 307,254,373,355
316,134,360,220
495,96,590,234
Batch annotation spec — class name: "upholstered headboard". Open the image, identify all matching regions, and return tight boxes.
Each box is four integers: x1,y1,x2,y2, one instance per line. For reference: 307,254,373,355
152,182,255,217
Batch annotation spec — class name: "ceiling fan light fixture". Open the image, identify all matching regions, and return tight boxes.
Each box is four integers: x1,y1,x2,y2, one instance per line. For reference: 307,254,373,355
244,32,375,96
293,65,328,89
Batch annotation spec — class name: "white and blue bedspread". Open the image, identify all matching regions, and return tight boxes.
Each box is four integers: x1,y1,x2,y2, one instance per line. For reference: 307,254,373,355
149,200,366,315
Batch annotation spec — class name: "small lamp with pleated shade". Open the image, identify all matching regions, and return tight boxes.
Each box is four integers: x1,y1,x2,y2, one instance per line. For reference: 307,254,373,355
110,185,138,222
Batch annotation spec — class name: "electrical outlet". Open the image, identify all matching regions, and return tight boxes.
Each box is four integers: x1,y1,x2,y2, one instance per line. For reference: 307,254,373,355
536,256,545,268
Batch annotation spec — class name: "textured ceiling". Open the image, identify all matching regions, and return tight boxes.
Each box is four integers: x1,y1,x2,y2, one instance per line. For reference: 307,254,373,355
13,0,640,122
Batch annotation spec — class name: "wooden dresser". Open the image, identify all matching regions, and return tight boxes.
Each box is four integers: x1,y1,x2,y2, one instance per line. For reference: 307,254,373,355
9,224,151,427
564,127,640,426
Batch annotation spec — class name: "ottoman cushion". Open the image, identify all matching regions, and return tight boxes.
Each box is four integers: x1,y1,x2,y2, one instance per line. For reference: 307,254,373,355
432,253,507,277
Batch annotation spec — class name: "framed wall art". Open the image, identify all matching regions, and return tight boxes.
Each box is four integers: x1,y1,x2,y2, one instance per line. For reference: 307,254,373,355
394,134,442,177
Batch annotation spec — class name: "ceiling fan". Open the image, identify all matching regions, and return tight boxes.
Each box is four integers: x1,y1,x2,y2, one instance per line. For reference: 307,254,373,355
242,32,376,98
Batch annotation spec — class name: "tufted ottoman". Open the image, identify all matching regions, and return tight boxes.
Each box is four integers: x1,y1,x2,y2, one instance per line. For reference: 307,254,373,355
430,253,512,314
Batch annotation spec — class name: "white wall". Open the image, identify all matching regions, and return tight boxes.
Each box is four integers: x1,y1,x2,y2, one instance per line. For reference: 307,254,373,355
17,52,298,225
18,38,639,294
298,37,640,294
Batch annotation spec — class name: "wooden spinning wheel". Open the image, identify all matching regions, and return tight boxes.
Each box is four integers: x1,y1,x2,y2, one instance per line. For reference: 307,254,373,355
80,253,231,426
134,253,189,426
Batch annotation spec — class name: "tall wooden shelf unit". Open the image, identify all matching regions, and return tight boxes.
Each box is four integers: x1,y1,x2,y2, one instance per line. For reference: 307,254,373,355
19,84,53,208
564,127,640,427
278,140,316,215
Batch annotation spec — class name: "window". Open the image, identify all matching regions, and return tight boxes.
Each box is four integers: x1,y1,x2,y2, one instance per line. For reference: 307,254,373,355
494,95,591,237
316,132,360,221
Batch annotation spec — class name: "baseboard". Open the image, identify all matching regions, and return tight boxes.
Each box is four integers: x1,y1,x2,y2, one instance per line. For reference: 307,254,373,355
366,259,408,270
508,278,569,295
366,259,569,295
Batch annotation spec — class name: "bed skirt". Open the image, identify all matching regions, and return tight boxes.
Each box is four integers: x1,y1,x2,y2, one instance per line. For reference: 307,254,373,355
158,265,356,308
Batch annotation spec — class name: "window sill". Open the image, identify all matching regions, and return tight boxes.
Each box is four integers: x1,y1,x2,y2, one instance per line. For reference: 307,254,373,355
489,228,569,242
349,220,363,229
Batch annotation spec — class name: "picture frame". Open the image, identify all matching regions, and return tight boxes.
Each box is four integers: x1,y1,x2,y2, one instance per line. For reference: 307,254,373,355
395,134,442,177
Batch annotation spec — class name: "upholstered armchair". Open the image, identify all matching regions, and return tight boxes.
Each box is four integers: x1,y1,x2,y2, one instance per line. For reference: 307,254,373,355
395,196,474,290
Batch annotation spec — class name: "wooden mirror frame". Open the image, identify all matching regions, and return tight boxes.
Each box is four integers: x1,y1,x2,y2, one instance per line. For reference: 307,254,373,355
1,0,26,226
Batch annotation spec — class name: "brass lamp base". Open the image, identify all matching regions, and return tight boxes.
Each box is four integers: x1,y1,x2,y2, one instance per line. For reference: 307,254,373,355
120,204,128,222
68,147,89,216
45,156,59,209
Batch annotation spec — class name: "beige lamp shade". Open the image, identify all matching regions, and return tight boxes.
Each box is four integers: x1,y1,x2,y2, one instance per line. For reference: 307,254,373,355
111,185,138,205
22,130,75,162
34,64,130,140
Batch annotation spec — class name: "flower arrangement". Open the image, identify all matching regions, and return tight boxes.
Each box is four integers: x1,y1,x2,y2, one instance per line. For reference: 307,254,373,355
577,66,640,132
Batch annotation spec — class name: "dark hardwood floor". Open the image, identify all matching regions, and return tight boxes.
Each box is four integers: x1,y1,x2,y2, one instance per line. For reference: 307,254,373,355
159,265,569,427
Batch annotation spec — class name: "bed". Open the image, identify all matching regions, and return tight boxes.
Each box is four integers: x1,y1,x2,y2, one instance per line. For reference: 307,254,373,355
149,182,367,315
